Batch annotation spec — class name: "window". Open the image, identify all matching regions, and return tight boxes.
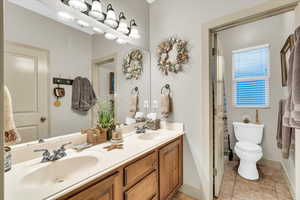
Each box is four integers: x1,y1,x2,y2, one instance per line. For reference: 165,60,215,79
232,45,270,108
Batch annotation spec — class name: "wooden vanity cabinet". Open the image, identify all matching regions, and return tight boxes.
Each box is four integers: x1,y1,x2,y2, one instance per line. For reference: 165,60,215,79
158,139,183,200
65,172,122,200
58,136,182,200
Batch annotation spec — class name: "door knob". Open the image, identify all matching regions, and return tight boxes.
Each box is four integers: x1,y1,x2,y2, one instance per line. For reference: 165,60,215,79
40,117,47,122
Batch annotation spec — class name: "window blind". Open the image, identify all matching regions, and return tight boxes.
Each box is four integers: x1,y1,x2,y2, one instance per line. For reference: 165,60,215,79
232,45,270,108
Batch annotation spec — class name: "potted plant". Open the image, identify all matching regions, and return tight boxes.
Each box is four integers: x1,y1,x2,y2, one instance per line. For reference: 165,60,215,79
97,100,114,140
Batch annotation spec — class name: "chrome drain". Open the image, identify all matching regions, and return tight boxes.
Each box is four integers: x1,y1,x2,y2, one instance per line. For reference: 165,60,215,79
55,178,65,183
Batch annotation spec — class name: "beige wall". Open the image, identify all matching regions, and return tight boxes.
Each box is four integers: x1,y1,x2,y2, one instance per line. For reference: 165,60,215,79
149,0,270,199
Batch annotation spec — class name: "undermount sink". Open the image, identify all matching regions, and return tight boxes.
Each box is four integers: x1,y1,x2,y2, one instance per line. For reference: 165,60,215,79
138,132,159,140
21,155,99,186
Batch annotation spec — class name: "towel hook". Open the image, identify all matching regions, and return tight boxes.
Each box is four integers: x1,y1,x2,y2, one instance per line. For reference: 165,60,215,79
131,87,139,95
161,84,171,95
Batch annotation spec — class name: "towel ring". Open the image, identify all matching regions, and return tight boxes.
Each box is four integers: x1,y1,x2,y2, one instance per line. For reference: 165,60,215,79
161,84,171,95
131,87,139,95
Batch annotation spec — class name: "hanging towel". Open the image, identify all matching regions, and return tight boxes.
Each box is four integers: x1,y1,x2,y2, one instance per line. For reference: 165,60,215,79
161,94,170,119
291,26,300,128
4,86,21,145
277,99,295,159
72,77,97,112
283,26,300,128
129,95,138,118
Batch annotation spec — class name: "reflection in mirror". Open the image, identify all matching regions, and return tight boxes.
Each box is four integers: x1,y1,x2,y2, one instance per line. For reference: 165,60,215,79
4,1,150,145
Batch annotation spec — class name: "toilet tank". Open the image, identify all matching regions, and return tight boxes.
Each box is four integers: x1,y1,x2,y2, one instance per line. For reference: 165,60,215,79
233,122,264,144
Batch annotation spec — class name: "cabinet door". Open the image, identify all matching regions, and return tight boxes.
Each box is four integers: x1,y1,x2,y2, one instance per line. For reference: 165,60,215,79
159,139,182,200
125,171,157,200
68,173,120,200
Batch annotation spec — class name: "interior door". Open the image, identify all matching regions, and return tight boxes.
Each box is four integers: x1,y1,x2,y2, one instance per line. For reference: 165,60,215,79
213,35,225,197
4,42,49,143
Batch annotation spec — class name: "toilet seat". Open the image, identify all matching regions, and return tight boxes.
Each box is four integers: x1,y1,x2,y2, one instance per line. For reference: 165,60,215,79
235,141,262,153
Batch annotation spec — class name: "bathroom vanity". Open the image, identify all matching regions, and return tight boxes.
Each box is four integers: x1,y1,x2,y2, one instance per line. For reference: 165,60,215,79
5,126,184,200
59,136,182,200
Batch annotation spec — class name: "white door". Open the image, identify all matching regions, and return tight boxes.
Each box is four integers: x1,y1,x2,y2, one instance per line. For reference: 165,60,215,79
213,36,225,197
4,42,49,143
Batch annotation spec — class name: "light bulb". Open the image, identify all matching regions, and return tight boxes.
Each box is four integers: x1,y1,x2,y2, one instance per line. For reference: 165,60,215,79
129,27,140,39
77,19,90,27
93,27,104,34
68,0,88,12
57,11,74,21
105,33,117,40
89,0,105,20
117,21,129,34
116,38,127,44
104,4,118,28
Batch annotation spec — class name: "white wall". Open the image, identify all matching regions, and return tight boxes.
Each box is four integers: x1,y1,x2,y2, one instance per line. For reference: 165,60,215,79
219,11,295,190
149,0,271,199
5,2,93,137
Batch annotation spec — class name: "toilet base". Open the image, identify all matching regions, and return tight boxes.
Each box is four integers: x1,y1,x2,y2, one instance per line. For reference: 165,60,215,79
238,159,259,180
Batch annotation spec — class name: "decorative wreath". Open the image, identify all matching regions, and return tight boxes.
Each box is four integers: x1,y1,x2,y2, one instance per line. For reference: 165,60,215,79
157,37,189,75
123,49,143,80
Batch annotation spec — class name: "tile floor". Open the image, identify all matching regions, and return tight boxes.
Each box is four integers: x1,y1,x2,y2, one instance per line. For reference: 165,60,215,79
173,192,198,200
173,161,293,200
217,161,293,200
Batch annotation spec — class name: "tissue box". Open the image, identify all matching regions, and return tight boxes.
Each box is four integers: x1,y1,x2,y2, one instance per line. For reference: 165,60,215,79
146,119,160,130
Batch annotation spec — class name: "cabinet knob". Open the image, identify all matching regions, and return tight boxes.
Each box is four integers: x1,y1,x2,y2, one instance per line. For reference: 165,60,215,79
40,117,47,122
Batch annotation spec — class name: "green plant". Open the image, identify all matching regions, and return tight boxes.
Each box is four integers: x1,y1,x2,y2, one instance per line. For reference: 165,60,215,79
97,100,114,129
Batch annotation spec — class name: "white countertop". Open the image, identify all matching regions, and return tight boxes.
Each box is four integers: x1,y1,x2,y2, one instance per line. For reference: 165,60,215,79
5,128,184,200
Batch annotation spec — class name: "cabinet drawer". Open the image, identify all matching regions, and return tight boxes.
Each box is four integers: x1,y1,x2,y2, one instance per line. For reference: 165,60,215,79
125,171,157,200
124,152,156,186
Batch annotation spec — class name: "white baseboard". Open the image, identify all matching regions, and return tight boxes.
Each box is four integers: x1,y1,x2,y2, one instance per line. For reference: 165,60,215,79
281,162,296,200
179,184,203,200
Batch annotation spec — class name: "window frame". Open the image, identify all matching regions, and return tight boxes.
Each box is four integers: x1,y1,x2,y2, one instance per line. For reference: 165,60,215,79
232,44,270,108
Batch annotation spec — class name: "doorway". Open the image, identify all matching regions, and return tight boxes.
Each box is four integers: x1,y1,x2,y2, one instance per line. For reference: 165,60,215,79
91,55,117,127
210,5,298,200
4,42,49,143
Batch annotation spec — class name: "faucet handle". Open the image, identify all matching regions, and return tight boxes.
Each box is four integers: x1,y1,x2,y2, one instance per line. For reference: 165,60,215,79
60,142,72,150
34,149,50,157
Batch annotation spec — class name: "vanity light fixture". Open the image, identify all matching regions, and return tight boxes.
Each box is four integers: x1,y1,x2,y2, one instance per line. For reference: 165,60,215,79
77,19,90,27
117,12,129,34
61,0,140,41
68,0,88,12
88,0,105,21
93,27,104,34
116,38,127,44
104,4,118,28
129,19,140,39
105,33,117,40
57,11,74,21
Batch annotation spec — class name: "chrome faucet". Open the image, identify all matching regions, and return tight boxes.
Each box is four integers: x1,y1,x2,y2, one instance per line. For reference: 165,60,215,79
136,125,147,134
34,142,72,163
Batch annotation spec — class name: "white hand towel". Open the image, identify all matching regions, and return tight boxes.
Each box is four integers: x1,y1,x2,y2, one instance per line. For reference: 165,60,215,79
161,94,170,119
4,86,21,145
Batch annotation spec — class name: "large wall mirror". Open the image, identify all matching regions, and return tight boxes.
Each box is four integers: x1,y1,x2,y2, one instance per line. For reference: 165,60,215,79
4,1,151,144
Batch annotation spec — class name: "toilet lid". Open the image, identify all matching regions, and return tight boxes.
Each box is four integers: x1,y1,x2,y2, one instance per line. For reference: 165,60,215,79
236,141,262,153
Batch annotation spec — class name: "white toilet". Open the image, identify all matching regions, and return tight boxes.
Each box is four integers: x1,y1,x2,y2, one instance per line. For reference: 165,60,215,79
233,122,264,180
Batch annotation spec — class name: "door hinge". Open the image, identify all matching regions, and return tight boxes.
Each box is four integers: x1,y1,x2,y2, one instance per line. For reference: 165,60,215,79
212,48,216,56
213,168,218,176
